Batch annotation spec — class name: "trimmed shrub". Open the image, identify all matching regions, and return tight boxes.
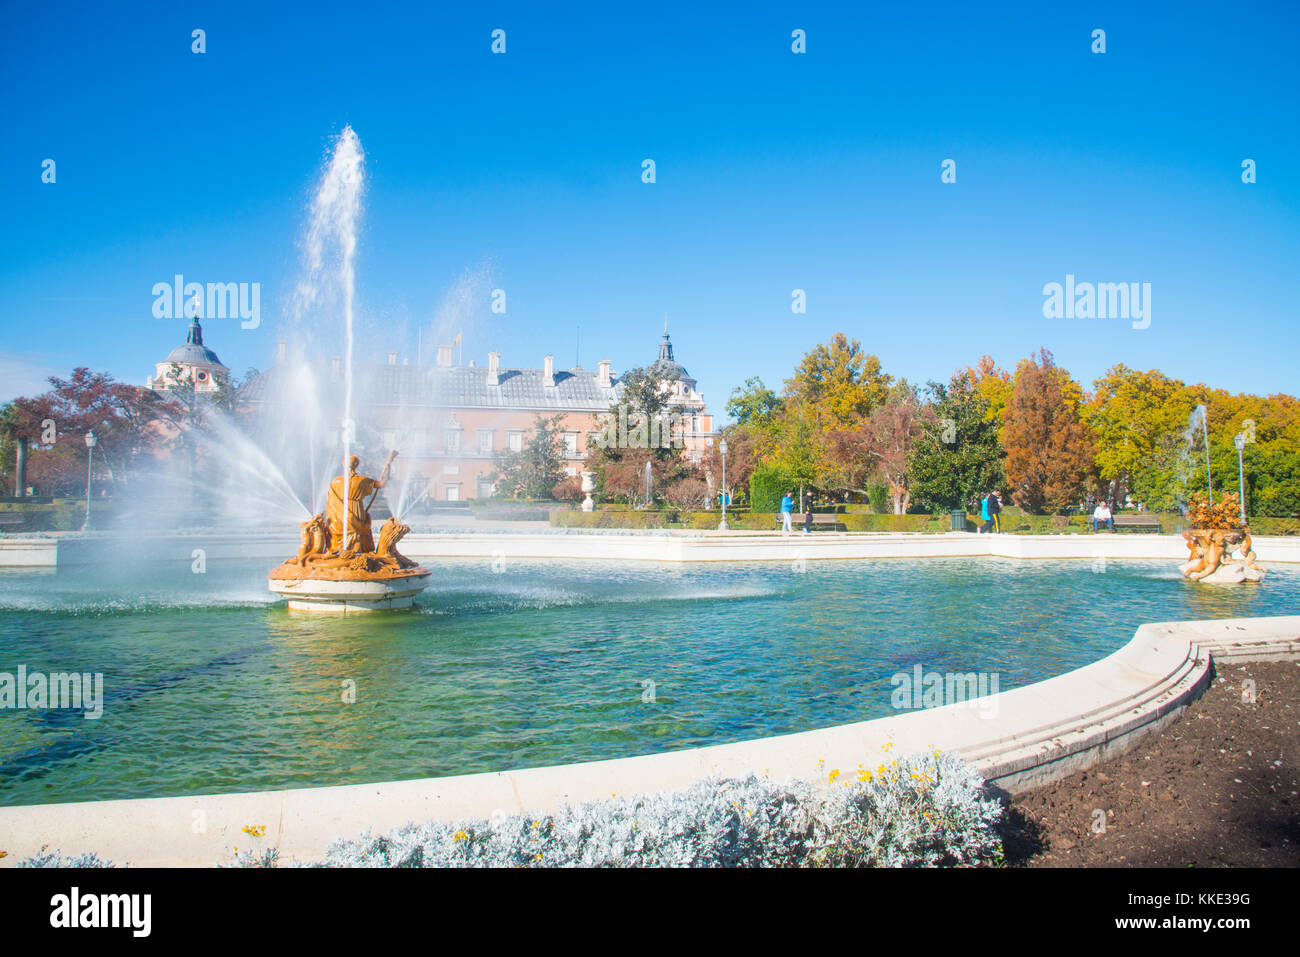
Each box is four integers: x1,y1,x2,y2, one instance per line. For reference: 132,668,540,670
551,510,675,529
748,464,792,514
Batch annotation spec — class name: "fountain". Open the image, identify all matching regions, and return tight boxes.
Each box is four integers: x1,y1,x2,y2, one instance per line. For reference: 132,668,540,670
262,126,430,612
268,451,431,611
1179,491,1266,584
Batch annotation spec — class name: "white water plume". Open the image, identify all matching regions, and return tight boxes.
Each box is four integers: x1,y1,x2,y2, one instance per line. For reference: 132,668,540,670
292,126,366,549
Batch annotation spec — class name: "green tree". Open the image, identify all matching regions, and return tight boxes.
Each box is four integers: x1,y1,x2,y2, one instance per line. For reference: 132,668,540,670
771,402,825,509
492,415,565,499
907,371,1006,512
726,377,782,427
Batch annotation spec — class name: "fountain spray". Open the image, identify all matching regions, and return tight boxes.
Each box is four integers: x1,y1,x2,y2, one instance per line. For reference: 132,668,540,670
294,126,365,552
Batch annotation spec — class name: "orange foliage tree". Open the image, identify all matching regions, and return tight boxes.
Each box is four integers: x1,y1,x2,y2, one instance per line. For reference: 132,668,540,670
1002,349,1096,513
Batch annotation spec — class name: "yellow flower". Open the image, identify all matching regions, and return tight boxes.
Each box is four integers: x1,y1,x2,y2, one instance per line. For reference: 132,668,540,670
241,824,266,838
880,742,893,752
0,851,6,859
534,853,543,861
828,769,840,783
453,830,469,842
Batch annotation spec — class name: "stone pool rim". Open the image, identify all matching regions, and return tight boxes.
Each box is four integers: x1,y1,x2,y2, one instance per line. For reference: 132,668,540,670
1,613,1296,867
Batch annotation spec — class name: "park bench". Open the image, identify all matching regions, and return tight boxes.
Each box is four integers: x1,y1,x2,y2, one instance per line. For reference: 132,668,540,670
1107,513,1162,533
774,513,846,532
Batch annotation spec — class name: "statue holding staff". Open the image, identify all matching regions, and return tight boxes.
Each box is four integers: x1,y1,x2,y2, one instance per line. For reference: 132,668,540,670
326,451,395,554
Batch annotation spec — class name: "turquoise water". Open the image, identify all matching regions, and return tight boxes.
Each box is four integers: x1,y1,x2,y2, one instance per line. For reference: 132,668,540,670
1,556,1297,807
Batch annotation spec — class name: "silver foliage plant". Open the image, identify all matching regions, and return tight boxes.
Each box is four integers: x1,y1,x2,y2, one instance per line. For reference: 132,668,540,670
310,750,1004,868
18,847,115,868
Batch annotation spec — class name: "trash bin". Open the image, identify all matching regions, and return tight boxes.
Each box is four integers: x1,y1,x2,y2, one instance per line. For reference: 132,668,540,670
950,509,966,532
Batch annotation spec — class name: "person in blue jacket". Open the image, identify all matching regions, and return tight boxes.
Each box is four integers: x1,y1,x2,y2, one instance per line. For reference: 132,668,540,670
979,493,991,533
780,490,794,535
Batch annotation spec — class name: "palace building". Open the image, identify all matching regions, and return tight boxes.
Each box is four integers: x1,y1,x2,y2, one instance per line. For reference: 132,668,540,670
240,326,714,503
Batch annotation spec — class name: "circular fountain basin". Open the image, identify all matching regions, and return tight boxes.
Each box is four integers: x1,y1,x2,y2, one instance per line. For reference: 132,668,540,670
267,570,432,613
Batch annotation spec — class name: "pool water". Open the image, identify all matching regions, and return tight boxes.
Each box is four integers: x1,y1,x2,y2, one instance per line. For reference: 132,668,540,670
1,556,1297,806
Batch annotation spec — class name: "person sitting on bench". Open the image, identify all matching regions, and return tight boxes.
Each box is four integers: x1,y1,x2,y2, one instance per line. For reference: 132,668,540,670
1092,501,1113,532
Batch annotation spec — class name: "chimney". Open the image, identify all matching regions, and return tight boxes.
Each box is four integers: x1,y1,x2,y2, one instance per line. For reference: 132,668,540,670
543,354,554,385
277,340,287,363
597,359,612,387
487,351,501,386
330,356,341,379
436,343,453,367
388,351,398,366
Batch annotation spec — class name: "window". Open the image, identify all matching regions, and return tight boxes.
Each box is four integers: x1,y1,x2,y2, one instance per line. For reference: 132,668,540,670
382,429,398,449
445,428,460,453
478,429,494,454
477,478,495,498
445,485,460,502
508,431,523,452
563,431,578,455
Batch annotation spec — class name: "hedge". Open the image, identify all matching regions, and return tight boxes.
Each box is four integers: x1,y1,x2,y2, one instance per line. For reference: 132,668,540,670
748,465,793,513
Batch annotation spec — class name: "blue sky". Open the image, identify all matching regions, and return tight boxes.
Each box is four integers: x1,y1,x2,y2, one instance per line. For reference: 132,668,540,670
2,1,1297,415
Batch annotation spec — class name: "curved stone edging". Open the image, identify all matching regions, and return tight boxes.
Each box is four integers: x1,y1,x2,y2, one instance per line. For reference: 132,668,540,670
0,614,1296,867
3,531,1300,568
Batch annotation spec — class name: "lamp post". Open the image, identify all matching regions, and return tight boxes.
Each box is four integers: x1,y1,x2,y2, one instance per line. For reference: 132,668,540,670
718,436,729,531
82,431,96,531
1234,432,1247,526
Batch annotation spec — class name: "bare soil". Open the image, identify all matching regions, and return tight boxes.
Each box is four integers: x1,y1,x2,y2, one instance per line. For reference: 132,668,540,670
1001,659,1300,867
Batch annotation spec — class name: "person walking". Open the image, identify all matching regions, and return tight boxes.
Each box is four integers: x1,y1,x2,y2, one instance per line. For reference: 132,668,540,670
780,490,795,535
989,489,1002,533
979,492,991,534
804,492,816,533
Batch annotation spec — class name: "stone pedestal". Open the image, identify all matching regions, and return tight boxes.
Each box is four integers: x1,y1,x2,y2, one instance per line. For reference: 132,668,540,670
267,571,432,613
581,471,595,513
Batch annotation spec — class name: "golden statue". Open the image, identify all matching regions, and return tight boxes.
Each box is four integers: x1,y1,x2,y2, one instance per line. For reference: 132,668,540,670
326,452,394,553
269,449,431,602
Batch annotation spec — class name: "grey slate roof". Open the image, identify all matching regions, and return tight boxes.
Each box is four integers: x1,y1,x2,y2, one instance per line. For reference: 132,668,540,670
243,362,624,411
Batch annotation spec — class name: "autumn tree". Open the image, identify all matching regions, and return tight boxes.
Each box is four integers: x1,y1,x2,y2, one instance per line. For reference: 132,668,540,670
784,333,893,430
966,355,1013,428
824,384,929,512
1002,349,1096,513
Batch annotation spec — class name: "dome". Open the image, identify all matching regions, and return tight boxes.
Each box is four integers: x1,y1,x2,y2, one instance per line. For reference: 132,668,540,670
166,342,224,366
653,328,694,385
166,319,225,368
